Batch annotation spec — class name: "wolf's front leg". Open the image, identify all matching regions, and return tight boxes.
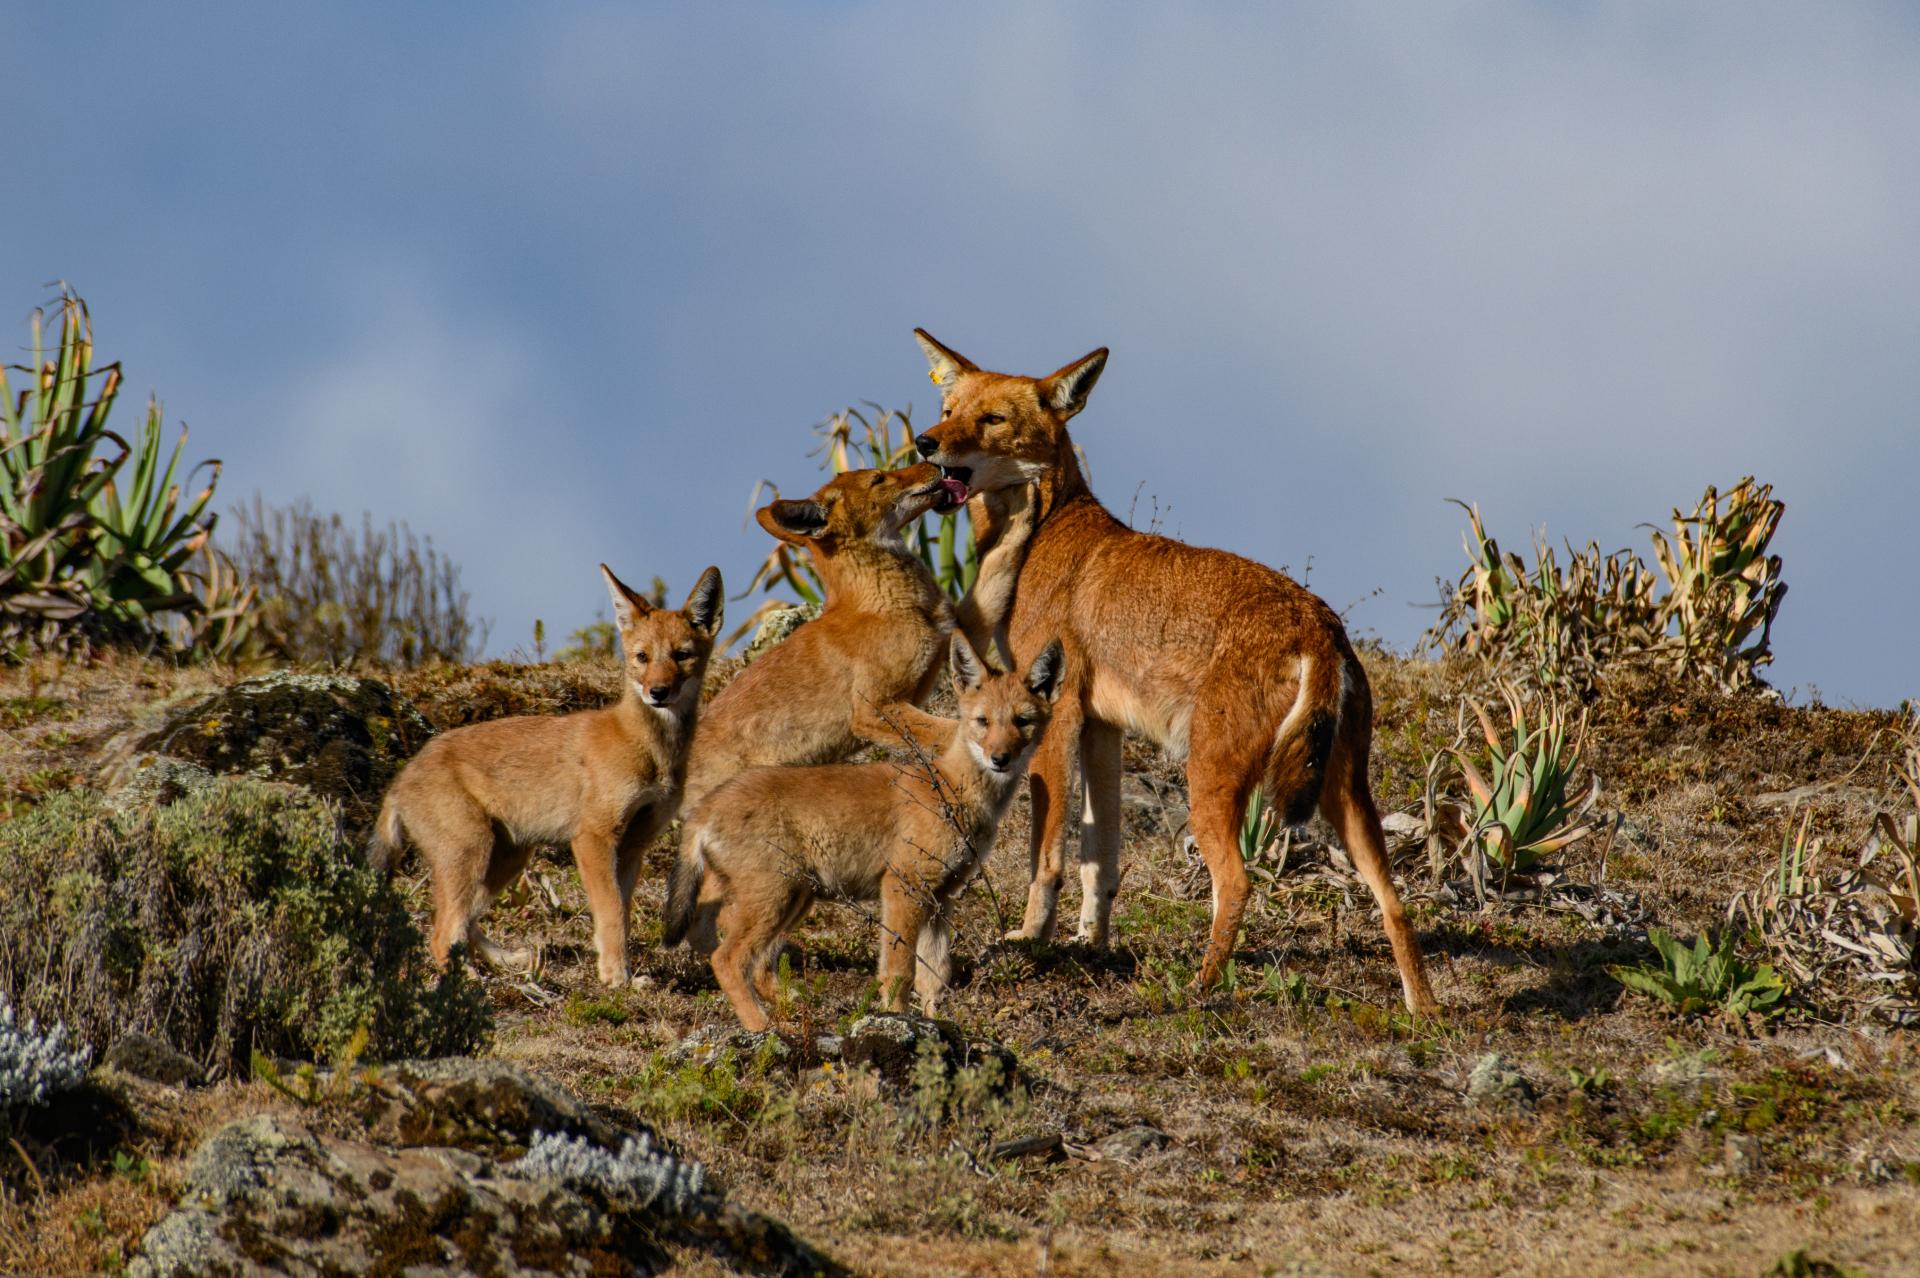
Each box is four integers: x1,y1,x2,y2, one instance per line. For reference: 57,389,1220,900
1011,684,1083,941
1075,719,1124,946
573,827,631,987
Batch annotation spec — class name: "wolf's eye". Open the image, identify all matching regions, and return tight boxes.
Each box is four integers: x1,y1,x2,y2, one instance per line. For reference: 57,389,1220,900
672,648,693,661
867,473,885,487
1013,716,1033,728
974,716,989,727
635,652,649,663
979,412,1005,426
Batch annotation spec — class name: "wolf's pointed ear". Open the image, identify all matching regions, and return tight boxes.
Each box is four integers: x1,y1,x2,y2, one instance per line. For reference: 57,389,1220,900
682,566,724,638
601,563,650,631
1025,638,1066,703
1039,348,1108,420
914,329,979,389
756,499,830,546
949,631,986,692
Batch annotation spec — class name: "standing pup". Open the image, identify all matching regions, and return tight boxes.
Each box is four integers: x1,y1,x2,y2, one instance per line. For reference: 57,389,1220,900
666,634,1063,1030
680,463,961,812
370,564,722,987
909,330,1438,1014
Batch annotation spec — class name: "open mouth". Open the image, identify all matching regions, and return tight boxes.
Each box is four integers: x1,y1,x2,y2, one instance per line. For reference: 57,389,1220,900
936,465,972,508
912,465,971,513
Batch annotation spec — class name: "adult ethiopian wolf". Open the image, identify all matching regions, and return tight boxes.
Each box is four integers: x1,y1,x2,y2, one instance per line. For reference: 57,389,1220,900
908,331,1437,1014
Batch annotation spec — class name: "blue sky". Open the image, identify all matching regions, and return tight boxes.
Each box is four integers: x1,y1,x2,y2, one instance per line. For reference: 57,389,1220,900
7,4,1916,706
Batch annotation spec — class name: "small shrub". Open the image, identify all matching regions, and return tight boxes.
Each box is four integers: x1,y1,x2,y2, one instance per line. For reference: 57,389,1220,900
0,774,489,1075
0,1001,92,1109
1608,928,1786,1020
1730,735,1920,1024
226,493,488,666
511,1130,706,1213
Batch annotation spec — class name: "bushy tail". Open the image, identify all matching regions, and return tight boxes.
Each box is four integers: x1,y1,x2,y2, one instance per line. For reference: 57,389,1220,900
366,793,406,874
1262,654,1345,826
660,829,708,948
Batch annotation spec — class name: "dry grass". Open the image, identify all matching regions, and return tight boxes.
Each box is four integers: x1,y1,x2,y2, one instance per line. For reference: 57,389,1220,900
3,650,1917,1276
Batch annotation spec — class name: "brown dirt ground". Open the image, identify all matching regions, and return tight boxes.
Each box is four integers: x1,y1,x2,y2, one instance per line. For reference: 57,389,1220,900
2,650,1917,1277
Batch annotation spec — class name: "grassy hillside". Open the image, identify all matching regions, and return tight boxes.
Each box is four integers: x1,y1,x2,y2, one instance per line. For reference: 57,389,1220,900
2,648,1915,1276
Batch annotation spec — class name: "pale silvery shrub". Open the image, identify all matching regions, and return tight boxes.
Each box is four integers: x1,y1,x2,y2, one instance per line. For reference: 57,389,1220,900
0,1001,92,1108
510,1130,705,1214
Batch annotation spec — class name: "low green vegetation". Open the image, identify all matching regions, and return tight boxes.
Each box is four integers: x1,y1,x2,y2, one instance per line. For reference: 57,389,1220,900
1449,685,1598,877
1609,927,1787,1020
0,772,488,1074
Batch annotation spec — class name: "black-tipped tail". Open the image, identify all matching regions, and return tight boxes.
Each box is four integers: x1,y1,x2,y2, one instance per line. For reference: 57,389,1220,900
660,834,706,948
1262,656,1345,826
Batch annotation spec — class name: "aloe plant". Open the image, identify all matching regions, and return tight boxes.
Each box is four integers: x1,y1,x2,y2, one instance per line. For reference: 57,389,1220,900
1609,928,1786,1020
1428,478,1784,692
0,288,232,656
1647,477,1786,690
1452,686,1598,876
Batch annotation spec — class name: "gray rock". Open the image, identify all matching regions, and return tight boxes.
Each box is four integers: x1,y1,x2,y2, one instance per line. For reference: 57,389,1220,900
741,603,823,665
1086,1124,1169,1163
660,1025,795,1070
1466,1053,1536,1109
103,1032,203,1088
842,1012,1016,1086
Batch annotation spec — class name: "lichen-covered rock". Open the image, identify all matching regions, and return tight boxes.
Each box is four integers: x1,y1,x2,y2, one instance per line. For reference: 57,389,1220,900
345,1057,629,1153
107,671,434,823
841,1013,1016,1087
102,1032,203,1088
128,1067,845,1278
1466,1052,1536,1109
741,603,822,665
660,1026,794,1071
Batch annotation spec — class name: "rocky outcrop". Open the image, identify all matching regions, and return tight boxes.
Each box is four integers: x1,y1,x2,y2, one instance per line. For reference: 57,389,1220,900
129,1058,842,1277
104,672,434,823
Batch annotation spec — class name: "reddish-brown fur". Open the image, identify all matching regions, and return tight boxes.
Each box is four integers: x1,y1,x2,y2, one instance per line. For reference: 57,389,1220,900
910,331,1437,1013
668,634,1064,1030
369,565,722,987
680,463,957,811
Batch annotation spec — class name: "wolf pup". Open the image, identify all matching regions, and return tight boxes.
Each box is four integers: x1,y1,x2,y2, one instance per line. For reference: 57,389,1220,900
665,633,1063,1030
679,462,962,812
370,564,722,987
909,330,1438,1015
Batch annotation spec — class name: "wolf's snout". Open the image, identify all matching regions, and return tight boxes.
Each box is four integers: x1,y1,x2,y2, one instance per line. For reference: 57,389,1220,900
647,684,675,705
914,433,938,458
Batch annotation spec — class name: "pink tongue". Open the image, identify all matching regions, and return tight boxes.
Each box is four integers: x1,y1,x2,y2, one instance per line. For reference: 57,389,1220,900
940,476,970,503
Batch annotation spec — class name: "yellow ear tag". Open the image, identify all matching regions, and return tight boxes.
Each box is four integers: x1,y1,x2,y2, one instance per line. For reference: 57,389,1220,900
930,369,944,385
